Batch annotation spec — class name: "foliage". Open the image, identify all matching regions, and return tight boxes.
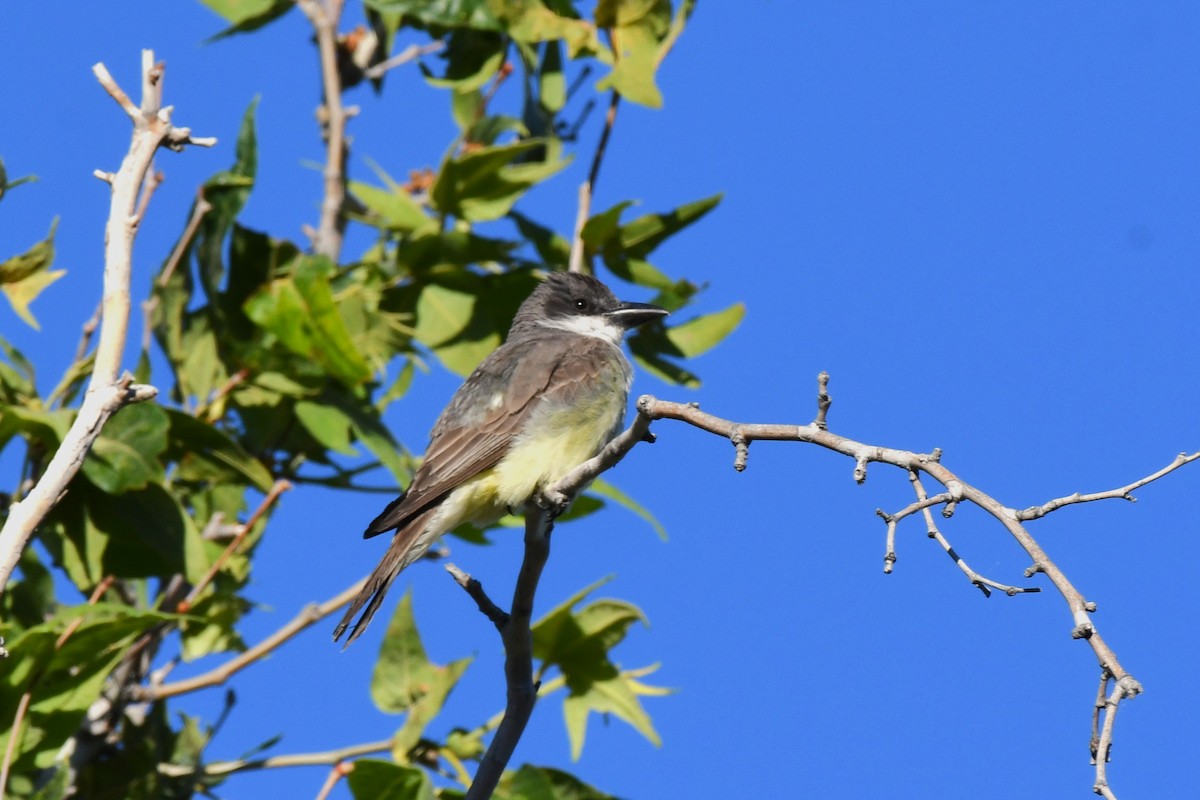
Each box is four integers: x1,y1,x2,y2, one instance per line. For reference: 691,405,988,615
0,1,734,797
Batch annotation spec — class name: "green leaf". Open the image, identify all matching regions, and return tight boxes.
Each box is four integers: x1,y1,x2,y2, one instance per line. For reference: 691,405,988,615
664,302,745,358
413,283,476,347
538,40,567,112
346,759,435,800
0,158,37,203
594,0,672,108
164,409,274,492
579,200,635,248
0,220,62,330
295,400,357,456
503,764,619,800
589,478,667,541
371,591,472,758
179,589,249,661
199,0,295,39
510,211,570,269
328,388,415,486
81,403,170,494
561,666,663,760
0,406,70,454
432,138,570,222
195,99,259,305
243,255,372,387
0,335,36,402
349,180,435,234
423,29,505,92
614,193,722,260
362,0,501,32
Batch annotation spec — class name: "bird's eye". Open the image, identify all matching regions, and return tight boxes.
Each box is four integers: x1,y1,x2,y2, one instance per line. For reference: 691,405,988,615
574,298,589,311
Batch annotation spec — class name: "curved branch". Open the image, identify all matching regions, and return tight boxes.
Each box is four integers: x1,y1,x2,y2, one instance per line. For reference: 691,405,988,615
0,50,214,593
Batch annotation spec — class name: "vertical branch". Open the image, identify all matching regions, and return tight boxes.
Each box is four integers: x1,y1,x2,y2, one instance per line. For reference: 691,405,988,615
462,504,554,800
0,52,213,593
568,90,622,274
298,0,350,262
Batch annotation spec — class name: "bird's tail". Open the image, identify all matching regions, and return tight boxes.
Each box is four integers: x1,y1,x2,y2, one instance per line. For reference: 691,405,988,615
333,506,441,647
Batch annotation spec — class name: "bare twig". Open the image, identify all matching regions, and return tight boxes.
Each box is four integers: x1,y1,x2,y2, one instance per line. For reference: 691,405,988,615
314,762,354,800
363,39,445,79
1016,451,1200,520
297,0,349,261
158,737,390,778
139,576,365,702
568,90,621,274
0,51,214,592
177,480,292,613
141,190,212,352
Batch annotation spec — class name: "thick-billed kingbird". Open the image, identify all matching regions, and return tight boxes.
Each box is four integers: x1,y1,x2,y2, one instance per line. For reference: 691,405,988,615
334,272,667,645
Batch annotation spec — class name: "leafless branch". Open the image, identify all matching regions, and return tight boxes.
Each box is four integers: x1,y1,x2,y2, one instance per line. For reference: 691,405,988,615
0,50,214,593
1016,451,1200,520
137,576,365,702
568,90,621,275
158,737,390,778
625,380,1194,800
177,480,292,613
364,39,445,79
297,0,350,261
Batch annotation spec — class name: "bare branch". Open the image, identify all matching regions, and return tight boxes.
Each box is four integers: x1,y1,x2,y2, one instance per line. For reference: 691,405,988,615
1017,451,1200,521
158,737,390,779
297,0,350,261
568,90,621,274
0,51,214,592
364,39,445,79
177,480,292,613
446,563,509,630
629,376,1192,798
139,577,366,702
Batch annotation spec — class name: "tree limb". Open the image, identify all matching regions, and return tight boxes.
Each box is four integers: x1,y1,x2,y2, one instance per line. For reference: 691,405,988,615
0,50,214,594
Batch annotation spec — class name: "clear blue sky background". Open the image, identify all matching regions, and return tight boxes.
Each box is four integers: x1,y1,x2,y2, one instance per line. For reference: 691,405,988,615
3,3,1199,798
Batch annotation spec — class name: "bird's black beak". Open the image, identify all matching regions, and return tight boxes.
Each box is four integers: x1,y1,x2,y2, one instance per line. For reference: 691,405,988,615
606,301,669,330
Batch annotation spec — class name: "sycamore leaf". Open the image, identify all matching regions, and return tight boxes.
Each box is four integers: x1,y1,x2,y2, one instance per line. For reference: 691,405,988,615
0,220,61,330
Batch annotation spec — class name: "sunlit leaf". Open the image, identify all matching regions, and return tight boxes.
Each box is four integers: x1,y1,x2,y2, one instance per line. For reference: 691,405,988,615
0,220,62,330
664,302,745,358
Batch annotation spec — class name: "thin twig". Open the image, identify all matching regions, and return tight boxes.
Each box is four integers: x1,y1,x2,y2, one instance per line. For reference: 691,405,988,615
1016,451,1200,520
158,738,391,778
177,480,292,613
568,90,621,274
140,577,365,702
298,0,349,261
0,51,213,592
363,39,445,79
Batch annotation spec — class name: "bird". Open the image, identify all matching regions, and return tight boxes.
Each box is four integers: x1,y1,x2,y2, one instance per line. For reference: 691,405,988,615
333,271,668,645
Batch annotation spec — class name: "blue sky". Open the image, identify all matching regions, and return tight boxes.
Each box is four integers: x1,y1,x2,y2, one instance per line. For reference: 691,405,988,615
3,2,1199,798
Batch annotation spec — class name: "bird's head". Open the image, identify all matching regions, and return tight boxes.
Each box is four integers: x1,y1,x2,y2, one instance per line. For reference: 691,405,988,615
511,271,668,343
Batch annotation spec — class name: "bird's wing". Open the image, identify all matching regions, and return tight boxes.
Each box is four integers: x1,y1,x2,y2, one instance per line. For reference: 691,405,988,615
363,333,573,537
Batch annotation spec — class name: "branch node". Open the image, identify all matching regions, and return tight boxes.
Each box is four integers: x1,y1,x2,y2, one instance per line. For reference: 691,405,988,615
93,169,115,184
853,455,868,484
1024,562,1044,578
1085,601,1098,613
730,429,749,472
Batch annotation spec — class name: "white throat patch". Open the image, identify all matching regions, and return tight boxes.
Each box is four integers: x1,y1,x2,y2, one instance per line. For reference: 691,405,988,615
539,314,624,345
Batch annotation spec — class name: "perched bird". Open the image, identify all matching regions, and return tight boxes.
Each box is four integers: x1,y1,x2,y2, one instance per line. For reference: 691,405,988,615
334,271,667,645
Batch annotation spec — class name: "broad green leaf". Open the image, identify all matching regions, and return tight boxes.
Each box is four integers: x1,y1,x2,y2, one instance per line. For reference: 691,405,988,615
376,358,417,411
595,11,667,108
195,99,258,305
179,589,249,661
331,390,415,485
362,0,501,32
664,302,745,358
349,180,435,234
200,0,294,38
0,335,36,402
589,478,667,541
371,592,472,758
432,138,570,222
243,255,372,387
614,193,722,259
538,40,567,112
510,212,570,268
561,666,664,760
295,399,357,456
503,3,605,57
1,220,62,330
0,406,70,453
579,200,635,248
503,764,619,800
422,29,505,91
81,403,169,494
413,283,476,347
346,759,435,800
164,408,274,492
531,577,614,663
